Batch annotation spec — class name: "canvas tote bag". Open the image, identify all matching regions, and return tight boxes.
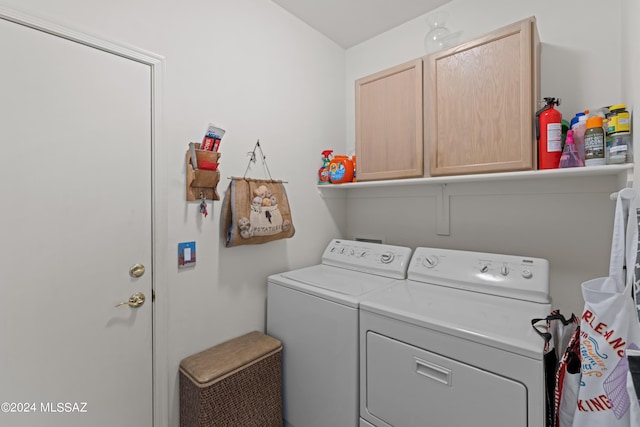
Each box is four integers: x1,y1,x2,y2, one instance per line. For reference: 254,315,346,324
572,189,640,426
221,177,295,247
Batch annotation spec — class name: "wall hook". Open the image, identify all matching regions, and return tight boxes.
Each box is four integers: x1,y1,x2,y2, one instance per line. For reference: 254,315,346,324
243,139,273,180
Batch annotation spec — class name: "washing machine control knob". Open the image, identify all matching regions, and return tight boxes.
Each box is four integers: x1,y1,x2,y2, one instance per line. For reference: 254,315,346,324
480,264,489,273
423,255,439,268
521,269,533,279
349,248,355,256
380,252,395,264
500,266,510,276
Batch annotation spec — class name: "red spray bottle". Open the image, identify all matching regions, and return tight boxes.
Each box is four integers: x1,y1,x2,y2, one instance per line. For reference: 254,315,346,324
535,97,563,169
318,150,333,184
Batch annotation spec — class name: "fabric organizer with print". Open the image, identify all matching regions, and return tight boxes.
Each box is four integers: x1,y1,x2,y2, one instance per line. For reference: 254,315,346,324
221,140,295,247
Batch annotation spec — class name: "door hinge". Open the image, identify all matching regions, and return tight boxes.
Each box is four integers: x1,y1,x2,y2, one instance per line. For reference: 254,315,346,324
152,289,155,303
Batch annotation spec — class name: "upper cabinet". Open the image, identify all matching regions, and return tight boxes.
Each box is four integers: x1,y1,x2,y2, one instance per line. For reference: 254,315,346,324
355,59,424,181
426,16,540,176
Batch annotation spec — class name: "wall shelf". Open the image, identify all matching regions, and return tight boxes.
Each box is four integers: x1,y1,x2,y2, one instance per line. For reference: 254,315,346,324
317,164,634,236
317,164,633,193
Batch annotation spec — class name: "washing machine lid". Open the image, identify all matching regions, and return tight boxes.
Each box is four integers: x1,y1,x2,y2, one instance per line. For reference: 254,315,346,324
360,280,551,358
269,265,400,307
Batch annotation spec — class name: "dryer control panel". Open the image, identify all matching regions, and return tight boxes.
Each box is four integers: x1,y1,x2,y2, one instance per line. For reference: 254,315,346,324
322,239,412,279
408,247,550,303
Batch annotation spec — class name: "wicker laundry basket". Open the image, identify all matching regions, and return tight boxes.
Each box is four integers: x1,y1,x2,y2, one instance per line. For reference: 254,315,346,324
179,331,283,427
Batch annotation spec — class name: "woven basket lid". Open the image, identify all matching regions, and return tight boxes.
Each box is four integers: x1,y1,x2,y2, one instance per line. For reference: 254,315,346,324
179,331,281,385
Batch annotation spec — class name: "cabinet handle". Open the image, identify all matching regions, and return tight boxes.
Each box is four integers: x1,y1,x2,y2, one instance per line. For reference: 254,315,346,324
414,357,452,386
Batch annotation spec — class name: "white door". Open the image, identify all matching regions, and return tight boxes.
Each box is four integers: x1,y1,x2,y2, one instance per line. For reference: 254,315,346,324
0,14,154,427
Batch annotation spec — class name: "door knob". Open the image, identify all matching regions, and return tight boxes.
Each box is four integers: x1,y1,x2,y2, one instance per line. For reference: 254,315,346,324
129,263,145,278
115,292,146,308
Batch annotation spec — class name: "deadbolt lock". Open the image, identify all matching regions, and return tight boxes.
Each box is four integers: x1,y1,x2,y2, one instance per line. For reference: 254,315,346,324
129,264,145,278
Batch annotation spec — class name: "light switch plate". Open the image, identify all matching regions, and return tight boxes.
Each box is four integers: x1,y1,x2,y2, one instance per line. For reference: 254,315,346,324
178,241,196,268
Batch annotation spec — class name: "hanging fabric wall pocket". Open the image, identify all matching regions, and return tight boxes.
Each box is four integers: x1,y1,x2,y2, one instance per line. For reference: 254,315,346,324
186,142,221,201
221,141,295,247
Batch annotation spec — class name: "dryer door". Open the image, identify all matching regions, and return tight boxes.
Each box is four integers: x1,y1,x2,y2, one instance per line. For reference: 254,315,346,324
365,332,527,427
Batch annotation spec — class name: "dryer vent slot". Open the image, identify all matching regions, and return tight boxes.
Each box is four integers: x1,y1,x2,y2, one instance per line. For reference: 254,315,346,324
354,235,384,244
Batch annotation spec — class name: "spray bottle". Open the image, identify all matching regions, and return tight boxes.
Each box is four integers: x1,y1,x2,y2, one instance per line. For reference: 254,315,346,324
559,130,584,168
535,97,563,169
570,112,587,165
318,150,333,184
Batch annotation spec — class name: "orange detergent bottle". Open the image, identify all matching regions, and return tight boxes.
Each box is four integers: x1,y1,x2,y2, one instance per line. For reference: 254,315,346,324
328,155,354,184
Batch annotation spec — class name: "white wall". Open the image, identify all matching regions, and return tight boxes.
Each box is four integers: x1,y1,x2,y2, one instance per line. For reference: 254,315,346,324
343,0,632,316
0,0,346,425
622,0,640,186
2,0,637,424
346,0,622,152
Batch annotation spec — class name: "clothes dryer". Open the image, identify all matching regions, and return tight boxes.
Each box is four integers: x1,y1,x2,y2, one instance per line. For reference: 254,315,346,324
267,239,412,427
359,247,551,427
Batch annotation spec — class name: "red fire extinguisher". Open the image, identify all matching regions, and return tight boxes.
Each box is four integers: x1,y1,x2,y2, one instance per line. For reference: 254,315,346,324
535,97,563,169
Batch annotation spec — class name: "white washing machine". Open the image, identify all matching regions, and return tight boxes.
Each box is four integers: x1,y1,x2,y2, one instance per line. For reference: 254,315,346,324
266,239,412,427
359,247,552,427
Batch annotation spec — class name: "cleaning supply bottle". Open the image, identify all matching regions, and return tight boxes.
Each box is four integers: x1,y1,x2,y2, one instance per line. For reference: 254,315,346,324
571,112,587,165
608,104,630,134
318,150,333,184
328,155,354,184
535,97,563,169
607,104,631,164
584,116,605,166
351,155,357,182
559,130,584,168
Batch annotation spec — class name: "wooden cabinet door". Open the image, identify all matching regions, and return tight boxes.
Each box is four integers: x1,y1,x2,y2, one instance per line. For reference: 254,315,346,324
426,17,540,176
356,59,423,181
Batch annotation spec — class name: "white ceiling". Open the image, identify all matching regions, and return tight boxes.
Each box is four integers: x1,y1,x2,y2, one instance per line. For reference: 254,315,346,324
272,0,452,48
